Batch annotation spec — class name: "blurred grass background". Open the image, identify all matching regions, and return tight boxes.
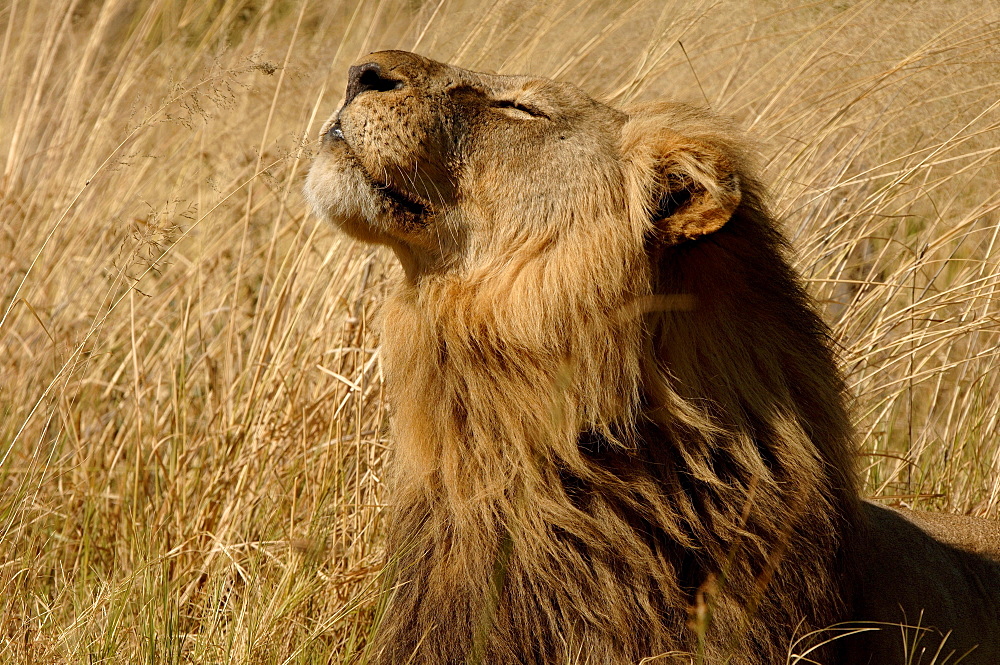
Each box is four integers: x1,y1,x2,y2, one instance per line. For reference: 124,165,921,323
1,0,998,662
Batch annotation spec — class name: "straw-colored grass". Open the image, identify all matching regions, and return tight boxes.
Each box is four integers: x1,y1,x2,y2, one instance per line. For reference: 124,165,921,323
1,1,998,662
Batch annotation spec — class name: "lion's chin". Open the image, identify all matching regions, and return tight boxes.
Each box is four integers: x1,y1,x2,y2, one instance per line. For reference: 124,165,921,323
305,144,396,244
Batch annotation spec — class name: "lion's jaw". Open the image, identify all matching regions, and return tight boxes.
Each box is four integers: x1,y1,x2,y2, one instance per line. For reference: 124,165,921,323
305,50,629,276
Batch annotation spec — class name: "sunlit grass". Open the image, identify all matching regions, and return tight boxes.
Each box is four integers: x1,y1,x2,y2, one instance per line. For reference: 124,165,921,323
1,1,998,662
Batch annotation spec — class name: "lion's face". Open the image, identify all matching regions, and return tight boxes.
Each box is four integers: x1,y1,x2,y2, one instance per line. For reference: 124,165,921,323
306,50,742,276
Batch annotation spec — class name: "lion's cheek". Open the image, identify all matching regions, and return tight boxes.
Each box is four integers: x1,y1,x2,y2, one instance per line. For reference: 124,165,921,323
352,132,454,207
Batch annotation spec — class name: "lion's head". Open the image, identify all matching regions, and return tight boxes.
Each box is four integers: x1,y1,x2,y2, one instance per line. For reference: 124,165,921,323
307,51,860,665
306,50,741,278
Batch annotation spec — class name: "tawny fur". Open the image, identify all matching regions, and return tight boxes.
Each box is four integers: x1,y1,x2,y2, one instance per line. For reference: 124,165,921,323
305,50,1000,665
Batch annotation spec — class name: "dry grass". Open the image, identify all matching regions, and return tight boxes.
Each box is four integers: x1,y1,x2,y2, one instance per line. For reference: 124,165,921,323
1,1,998,662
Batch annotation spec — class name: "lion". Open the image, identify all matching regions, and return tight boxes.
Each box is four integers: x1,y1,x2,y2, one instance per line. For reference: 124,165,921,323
305,50,1000,664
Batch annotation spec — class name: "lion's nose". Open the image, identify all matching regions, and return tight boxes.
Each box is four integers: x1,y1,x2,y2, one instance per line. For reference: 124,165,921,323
344,62,403,106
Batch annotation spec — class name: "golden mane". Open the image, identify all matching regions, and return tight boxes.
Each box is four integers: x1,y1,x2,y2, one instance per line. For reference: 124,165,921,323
305,50,1000,665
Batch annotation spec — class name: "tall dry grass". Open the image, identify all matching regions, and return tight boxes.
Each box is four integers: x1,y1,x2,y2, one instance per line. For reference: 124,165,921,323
0,0,998,662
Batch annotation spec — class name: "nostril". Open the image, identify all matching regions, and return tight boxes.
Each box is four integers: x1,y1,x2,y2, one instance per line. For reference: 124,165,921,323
344,62,403,106
358,67,402,93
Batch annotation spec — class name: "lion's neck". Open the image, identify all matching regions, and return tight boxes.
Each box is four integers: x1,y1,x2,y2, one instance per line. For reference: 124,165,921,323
374,214,858,662
380,224,858,515
379,271,645,514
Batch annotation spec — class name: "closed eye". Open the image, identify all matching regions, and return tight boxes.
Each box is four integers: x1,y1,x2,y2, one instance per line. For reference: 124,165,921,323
492,99,549,119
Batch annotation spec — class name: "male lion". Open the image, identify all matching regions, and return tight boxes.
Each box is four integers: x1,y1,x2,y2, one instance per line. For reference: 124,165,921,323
305,51,1000,664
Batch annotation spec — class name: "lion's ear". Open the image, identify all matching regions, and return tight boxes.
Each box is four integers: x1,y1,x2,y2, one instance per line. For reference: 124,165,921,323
648,140,741,245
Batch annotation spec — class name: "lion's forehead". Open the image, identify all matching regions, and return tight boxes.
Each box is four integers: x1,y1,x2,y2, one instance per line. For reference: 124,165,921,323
367,57,617,122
